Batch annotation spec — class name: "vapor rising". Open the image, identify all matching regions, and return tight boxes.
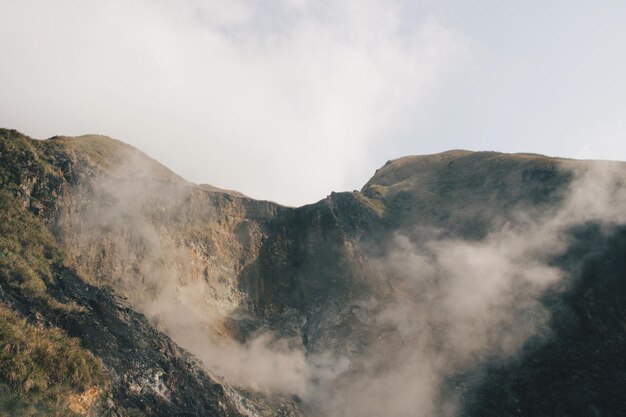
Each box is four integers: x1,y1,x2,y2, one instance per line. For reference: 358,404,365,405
316,161,626,417
56,142,626,417
56,142,332,398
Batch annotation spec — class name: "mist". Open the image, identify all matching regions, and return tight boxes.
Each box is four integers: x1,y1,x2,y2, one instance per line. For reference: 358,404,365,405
0,0,469,206
315,160,626,416
55,140,347,403
2,0,626,415
53,138,626,417
3,1,626,207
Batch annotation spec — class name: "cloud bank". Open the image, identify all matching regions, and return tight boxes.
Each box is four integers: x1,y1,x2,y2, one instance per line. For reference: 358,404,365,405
0,0,469,206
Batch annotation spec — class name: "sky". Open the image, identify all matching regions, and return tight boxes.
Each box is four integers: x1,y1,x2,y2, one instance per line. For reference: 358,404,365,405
1,0,625,206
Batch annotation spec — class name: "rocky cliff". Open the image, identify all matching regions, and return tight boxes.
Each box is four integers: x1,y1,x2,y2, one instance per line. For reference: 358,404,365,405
1,128,625,416
0,129,295,416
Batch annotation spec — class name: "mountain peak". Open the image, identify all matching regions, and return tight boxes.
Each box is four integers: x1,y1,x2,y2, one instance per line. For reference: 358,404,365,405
48,134,189,185
365,150,567,192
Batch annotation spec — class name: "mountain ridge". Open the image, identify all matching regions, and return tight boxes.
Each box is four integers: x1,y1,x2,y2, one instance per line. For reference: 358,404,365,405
1,128,625,417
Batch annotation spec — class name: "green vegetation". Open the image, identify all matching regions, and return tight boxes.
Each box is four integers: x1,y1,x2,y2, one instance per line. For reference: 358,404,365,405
353,191,386,217
0,129,71,224
50,134,126,170
0,131,108,415
0,305,106,416
51,134,185,183
0,190,61,297
0,190,106,415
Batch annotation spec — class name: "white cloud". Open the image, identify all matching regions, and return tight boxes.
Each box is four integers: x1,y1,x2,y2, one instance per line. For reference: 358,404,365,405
319,162,626,417
0,0,469,205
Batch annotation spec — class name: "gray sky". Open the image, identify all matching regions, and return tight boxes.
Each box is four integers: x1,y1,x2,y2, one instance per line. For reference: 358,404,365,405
1,0,625,206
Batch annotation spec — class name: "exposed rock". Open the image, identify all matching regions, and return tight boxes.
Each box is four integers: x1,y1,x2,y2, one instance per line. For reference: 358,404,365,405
1,127,625,416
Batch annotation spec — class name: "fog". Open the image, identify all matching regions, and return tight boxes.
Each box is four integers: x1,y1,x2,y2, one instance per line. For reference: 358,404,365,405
5,2,625,206
56,142,626,416
316,161,626,416
56,141,337,398
0,0,468,206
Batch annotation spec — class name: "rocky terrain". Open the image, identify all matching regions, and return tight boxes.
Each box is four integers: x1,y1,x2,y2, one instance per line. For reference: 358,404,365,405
0,127,625,416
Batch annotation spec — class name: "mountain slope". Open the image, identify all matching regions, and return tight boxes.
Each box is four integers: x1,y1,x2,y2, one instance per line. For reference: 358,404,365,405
462,223,626,417
1,128,625,416
240,150,626,416
0,129,291,416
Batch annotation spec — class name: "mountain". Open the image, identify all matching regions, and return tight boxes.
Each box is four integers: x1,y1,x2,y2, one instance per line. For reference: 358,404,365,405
0,128,624,416
0,130,295,416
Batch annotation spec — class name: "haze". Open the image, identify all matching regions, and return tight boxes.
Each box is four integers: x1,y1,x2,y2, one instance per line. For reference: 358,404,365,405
1,0,625,206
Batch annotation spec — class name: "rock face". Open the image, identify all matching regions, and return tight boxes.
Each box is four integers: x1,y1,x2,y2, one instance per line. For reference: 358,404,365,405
0,129,292,416
0,258,247,417
1,128,625,417
461,224,626,417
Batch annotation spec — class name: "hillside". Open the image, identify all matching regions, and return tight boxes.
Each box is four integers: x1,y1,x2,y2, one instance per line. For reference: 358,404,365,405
0,129,295,416
0,128,625,416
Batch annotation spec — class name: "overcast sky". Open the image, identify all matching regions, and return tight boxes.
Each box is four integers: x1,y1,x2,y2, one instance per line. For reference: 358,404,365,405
2,1,625,206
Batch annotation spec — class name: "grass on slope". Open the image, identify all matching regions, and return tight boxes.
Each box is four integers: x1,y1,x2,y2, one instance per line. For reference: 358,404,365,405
0,189,107,415
0,190,62,298
0,139,107,416
0,305,106,417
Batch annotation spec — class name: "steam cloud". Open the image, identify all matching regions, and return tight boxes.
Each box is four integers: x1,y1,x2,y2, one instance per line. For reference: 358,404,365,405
57,145,626,417
58,144,330,398
317,161,626,417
